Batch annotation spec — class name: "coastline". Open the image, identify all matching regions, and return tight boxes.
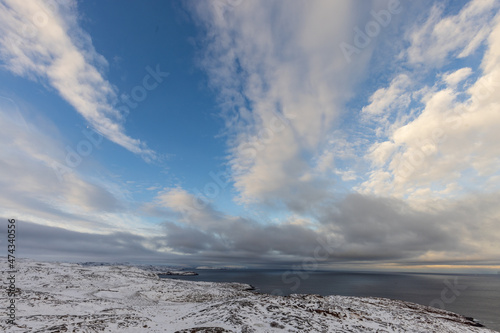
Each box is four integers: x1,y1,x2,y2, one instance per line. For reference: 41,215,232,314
1,258,497,332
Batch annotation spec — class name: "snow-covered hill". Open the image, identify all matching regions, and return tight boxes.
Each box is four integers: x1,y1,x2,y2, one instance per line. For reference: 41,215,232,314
0,258,497,332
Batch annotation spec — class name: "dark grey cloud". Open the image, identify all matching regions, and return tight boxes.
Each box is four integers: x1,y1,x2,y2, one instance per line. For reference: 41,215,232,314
163,221,218,253
1,190,498,270
163,217,320,257
0,219,167,263
316,194,459,259
157,192,500,268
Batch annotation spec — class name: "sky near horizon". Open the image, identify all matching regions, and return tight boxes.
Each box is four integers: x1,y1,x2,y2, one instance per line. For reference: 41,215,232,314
0,0,499,272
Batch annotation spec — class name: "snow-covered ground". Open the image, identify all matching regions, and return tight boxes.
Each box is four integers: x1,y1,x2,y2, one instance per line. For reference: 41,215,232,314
1,258,497,332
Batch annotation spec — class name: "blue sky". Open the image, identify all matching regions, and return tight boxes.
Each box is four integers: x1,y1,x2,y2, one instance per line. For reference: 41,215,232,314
1,0,500,272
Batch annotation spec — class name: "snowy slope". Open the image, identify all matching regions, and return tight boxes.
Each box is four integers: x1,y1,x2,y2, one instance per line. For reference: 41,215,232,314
1,258,497,332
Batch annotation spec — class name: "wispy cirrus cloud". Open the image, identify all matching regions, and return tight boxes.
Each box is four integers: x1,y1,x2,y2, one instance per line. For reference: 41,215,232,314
405,0,498,65
190,1,369,207
0,0,155,160
0,102,160,238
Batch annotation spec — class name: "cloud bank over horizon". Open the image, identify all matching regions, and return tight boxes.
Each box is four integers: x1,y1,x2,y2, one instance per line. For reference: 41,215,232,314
0,0,499,272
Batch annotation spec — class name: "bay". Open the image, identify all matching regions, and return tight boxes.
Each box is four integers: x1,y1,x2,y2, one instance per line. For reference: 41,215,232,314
161,269,500,332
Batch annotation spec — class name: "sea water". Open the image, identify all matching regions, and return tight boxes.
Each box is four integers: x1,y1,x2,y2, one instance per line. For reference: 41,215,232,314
161,269,500,331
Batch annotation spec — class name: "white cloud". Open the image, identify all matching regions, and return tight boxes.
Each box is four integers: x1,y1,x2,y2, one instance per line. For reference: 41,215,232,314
190,0,375,210
361,73,414,138
360,11,500,200
335,169,358,182
367,141,397,167
0,101,159,237
0,0,155,160
406,0,498,65
442,67,473,87
362,74,412,117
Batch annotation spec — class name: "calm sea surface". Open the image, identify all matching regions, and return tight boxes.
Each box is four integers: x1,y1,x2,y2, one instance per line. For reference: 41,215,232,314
161,269,500,332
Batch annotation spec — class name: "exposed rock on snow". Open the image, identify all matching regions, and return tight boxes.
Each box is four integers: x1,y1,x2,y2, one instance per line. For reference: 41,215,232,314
0,258,497,332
